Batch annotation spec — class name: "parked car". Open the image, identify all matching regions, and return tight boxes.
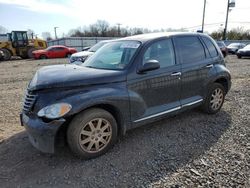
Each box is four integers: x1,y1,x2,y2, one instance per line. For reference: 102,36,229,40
227,43,246,54
21,32,231,159
69,40,113,65
0,50,4,61
216,41,228,57
236,44,250,58
32,45,77,59
82,46,91,51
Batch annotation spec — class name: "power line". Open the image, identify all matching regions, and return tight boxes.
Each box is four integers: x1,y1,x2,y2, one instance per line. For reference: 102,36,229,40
184,21,250,30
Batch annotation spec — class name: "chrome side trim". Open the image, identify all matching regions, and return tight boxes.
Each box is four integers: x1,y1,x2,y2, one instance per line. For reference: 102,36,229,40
133,99,204,123
182,99,203,107
134,106,181,123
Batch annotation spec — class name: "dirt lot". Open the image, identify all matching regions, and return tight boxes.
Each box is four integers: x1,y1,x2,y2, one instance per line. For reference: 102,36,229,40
0,56,249,187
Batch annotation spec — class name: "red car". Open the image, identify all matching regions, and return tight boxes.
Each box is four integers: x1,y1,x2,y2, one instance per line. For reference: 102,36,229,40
32,45,77,59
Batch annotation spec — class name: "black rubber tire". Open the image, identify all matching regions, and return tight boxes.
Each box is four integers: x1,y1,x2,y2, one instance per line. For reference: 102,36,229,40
67,108,118,159
237,55,242,59
1,48,12,61
28,48,36,59
66,53,71,58
40,54,47,59
202,83,226,114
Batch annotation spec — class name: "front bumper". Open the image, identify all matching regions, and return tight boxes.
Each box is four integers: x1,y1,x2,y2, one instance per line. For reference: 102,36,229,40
20,113,65,153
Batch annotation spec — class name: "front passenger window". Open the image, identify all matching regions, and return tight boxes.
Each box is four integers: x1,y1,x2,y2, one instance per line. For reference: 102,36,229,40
175,36,206,64
143,39,175,68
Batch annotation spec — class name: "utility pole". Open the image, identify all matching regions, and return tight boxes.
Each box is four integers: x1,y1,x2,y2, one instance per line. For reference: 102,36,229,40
117,23,122,37
201,0,206,33
54,27,59,39
223,0,230,40
223,0,235,40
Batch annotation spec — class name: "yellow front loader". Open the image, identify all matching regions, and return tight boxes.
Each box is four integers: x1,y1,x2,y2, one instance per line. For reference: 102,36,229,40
0,31,47,60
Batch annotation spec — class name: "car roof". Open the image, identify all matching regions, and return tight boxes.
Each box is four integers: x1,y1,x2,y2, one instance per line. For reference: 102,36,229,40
49,45,67,48
117,32,209,43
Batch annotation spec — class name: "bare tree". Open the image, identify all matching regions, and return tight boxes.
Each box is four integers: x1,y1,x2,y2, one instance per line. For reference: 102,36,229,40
89,24,99,37
96,20,109,36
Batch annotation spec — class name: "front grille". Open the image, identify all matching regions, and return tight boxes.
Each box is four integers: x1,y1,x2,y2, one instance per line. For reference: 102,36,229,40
23,90,37,113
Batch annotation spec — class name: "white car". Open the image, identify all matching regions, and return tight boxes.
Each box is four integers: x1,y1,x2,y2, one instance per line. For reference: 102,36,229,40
69,40,113,65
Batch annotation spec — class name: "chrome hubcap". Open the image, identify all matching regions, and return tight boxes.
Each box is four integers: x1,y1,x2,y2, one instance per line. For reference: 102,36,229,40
210,88,223,111
79,118,112,153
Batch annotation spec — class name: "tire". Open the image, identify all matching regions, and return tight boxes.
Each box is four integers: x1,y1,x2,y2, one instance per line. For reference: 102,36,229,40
67,108,118,159
66,53,71,58
237,54,242,59
1,48,12,61
202,83,225,114
40,54,47,59
28,48,36,59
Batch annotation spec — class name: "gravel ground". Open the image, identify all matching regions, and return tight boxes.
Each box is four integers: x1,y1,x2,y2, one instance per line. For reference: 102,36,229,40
0,56,249,188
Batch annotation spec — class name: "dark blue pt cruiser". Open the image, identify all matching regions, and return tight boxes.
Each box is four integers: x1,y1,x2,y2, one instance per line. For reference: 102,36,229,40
20,32,231,159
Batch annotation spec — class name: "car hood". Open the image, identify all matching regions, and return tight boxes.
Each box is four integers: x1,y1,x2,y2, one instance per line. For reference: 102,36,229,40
33,49,46,54
71,51,94,57
28,64,125,91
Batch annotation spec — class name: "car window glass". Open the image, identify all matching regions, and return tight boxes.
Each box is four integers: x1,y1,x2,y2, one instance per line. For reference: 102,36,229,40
16,32,23,40
83,41,140,70
53,47,64,51
143,39,175,68
202,37,218,58
89,42,106,52
175,36,205,64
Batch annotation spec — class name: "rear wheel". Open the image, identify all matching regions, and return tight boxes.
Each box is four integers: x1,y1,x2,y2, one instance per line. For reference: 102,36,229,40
202,83,225,114
67,108,118,159
1,48,12,61
237,54,242,59
28,48,36,59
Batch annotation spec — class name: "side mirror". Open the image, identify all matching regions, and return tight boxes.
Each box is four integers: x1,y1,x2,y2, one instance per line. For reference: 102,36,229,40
138,60,160,73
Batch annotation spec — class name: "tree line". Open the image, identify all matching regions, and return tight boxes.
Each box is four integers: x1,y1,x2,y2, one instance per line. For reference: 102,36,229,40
210,27,250,40
66,20,187,38
1,22,250,41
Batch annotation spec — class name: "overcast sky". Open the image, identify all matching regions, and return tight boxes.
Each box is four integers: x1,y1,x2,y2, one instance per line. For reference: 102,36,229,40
0,0,250,38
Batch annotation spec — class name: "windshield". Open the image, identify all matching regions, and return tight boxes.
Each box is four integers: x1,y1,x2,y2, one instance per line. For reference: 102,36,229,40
46,46,54,51
228,43,240,48
88,41,108,52
243,44,250,49
82,40,141,70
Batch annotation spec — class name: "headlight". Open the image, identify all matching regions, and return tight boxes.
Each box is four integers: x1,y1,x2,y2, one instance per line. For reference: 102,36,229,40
38,103,72,119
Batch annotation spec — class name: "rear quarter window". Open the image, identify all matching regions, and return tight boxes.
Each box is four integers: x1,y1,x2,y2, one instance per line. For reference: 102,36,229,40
202,37,218,58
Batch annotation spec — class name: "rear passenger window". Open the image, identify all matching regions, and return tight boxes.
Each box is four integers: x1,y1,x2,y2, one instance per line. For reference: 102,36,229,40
175,36,205,64
202,37,218,57
143,39,175,68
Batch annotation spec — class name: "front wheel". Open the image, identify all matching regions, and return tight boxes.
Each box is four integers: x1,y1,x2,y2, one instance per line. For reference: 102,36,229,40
40,54,47,59
1,48,12,61
202,83,225,114
66,53,71,58
67,108,118,159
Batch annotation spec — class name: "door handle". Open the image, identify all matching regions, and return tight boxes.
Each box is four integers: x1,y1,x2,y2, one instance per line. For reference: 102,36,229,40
206,64,213,68
171,72,182,76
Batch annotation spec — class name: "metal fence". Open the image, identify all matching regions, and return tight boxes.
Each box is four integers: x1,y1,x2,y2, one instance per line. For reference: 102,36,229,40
47,37,250,52
47,37,118,52
223,40,250,45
